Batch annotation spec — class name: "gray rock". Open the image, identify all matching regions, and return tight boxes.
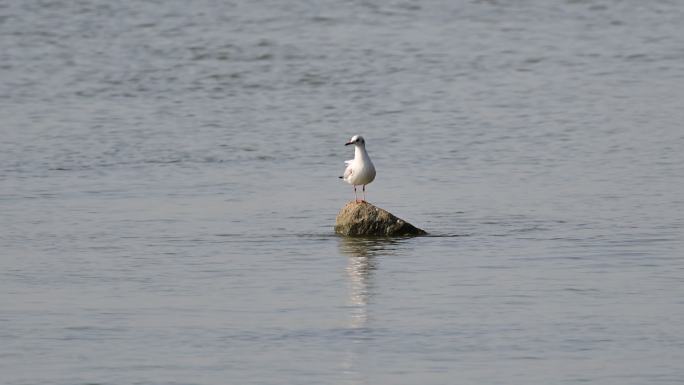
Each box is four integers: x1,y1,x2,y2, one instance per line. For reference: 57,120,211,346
335,201,427,236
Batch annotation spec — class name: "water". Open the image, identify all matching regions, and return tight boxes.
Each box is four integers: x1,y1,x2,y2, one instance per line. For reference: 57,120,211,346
2,0,684,384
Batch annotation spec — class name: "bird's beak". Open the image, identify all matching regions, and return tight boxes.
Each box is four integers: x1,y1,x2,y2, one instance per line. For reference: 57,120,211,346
345,141,353,146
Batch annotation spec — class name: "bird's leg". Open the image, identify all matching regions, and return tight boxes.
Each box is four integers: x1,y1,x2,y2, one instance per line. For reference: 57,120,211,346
353,185,358,202
362,185,366,202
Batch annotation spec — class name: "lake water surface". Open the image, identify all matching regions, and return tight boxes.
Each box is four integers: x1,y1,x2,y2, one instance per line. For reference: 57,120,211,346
2,0,684,384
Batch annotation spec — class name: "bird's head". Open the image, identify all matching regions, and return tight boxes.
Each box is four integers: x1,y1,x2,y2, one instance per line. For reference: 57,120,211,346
345,135,365,146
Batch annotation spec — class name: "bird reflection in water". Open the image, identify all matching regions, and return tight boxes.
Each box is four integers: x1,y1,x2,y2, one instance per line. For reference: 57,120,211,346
338,237,405,329
338,236,408,381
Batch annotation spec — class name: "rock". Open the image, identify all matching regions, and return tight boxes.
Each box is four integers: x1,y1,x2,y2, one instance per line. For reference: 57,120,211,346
335,201,427,236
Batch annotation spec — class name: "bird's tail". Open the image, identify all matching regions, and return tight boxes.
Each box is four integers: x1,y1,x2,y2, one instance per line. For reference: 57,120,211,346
338,176,343,179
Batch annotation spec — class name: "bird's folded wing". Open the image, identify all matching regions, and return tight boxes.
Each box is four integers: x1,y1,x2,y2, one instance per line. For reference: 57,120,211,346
343,165,353,179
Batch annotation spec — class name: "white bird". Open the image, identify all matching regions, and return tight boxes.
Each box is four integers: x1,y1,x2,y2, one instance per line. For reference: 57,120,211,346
339,135,376,202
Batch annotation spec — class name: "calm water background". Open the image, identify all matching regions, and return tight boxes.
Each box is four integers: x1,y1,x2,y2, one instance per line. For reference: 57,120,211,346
2,0,684,384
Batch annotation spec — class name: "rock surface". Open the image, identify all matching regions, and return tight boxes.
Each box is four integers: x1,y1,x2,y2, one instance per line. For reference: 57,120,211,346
335,201,427,236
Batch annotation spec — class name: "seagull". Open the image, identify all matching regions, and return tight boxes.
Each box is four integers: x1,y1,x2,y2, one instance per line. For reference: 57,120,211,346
339,135,376,202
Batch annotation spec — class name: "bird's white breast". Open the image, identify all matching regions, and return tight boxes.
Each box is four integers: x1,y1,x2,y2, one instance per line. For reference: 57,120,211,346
346,158,375,185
